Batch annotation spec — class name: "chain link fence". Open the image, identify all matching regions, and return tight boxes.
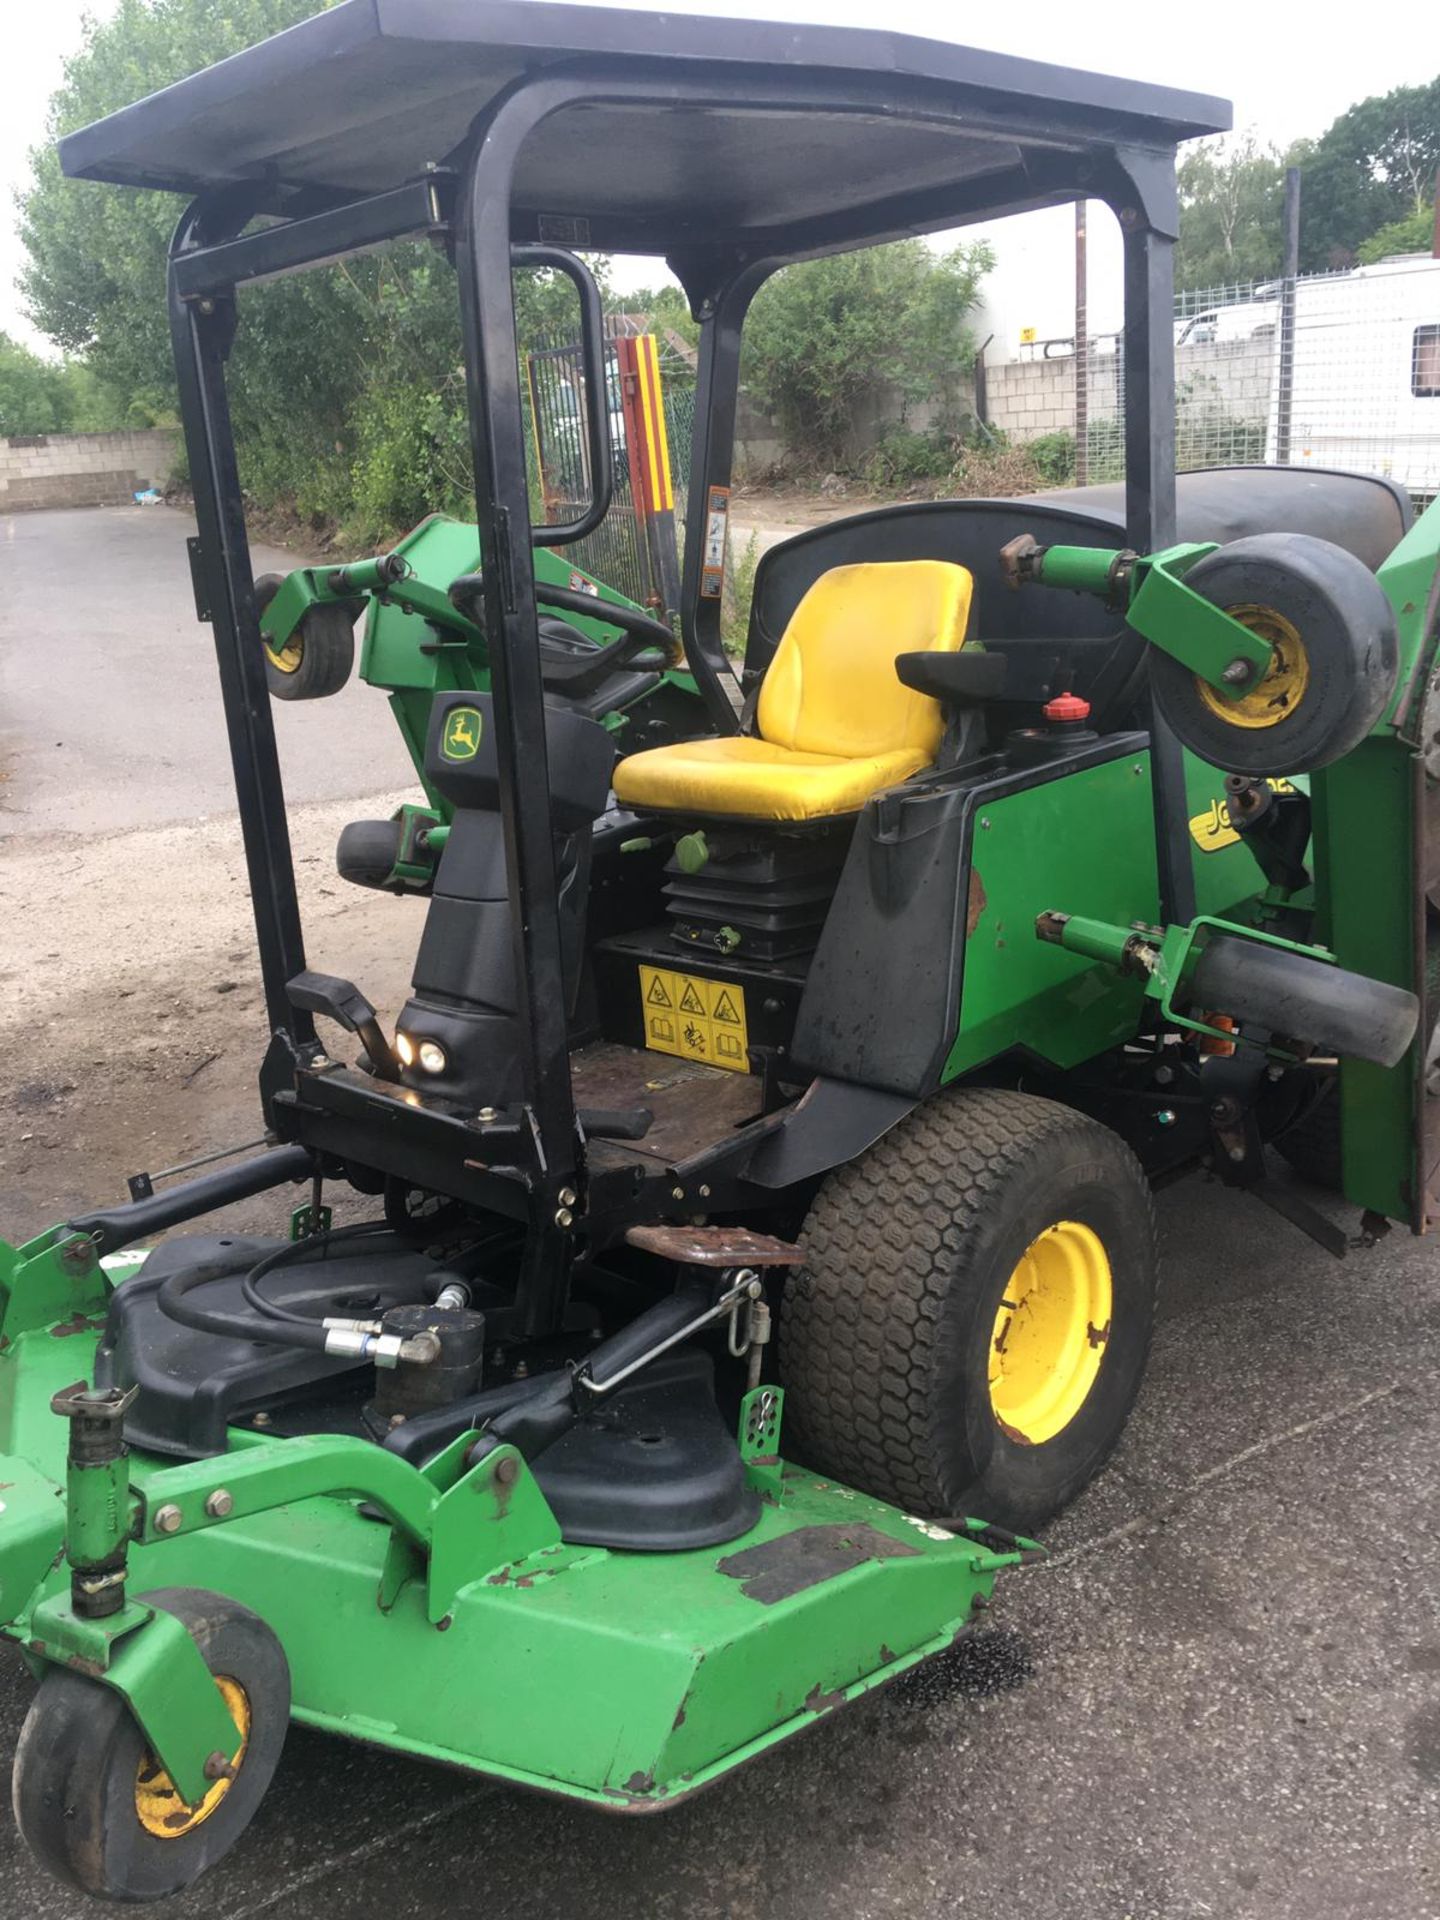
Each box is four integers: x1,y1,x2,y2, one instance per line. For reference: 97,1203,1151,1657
987,258,1440,504
521,314,696,606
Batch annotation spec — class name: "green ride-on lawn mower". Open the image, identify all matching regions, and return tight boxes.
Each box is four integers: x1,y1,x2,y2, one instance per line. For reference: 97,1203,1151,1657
3,3,1437,1902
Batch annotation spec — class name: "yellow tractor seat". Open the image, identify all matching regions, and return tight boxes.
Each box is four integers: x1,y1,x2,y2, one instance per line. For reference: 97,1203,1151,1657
613,559,974,822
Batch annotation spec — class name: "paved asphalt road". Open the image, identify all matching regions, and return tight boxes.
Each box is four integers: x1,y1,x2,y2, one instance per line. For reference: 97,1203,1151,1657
0,506,1437,1919
0,504,412,837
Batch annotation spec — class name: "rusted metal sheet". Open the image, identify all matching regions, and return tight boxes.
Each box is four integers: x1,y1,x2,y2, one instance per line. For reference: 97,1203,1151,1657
572,1042,762,1169
716,1524,920,1605
623,1224,802,1266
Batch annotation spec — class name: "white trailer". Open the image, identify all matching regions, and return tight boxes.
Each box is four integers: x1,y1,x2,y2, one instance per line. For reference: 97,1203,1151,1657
1269,256,1440,499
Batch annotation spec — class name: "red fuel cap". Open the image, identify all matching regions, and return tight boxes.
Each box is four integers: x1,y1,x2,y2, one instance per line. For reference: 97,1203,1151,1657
1043,692,1091,723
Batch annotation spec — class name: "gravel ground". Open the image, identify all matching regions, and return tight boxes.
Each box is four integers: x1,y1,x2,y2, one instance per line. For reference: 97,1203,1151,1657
0,506,1437,1920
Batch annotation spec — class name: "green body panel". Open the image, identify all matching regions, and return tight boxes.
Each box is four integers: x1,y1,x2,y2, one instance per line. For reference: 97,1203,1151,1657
1318,496,1440,1224
356,514,697,816
0,1248,1014,1812
0,1225,107,1344
1316,739,1423,1222
943,754,1160,1079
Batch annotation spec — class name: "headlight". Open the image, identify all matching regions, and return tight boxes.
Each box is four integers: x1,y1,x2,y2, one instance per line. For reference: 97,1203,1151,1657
395,1031,415,1067
417,1040,448,1075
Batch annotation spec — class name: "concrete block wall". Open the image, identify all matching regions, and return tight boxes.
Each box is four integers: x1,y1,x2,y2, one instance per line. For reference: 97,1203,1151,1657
985,339,1273,446
985,353,1121,441
733,374,976,478
0,430,179,512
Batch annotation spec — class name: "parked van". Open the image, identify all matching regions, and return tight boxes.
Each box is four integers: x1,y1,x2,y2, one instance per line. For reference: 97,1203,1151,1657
1270,256,1440,498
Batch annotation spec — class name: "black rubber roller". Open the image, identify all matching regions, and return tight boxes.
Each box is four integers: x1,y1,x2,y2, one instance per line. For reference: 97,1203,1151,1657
1190,934,1418,1069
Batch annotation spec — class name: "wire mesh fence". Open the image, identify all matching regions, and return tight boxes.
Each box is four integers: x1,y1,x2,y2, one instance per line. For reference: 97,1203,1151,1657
989,258,1440,502
524,329,648,602
521,318,695,605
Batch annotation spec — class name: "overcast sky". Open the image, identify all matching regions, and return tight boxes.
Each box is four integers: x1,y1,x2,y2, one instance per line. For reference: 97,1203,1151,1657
1,0,1429,351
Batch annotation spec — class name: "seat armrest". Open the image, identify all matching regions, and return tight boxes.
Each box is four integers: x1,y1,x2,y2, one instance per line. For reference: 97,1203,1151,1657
895,649,1008,705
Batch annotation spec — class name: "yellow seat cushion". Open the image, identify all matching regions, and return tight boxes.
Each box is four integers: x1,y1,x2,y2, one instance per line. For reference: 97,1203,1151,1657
613,559,973,820
611,733,933,822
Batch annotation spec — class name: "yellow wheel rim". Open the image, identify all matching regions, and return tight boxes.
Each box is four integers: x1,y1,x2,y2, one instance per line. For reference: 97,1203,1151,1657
267,631,304,674
134,1675,250,1839
988,1221,1113,1446
1195,605,1309,731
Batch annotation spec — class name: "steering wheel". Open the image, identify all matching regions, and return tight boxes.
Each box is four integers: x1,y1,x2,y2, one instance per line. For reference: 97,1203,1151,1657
447,572,681,701
531,583,682,698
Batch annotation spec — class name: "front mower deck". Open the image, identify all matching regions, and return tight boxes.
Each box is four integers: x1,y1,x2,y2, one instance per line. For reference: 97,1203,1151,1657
0,1243,1023,1812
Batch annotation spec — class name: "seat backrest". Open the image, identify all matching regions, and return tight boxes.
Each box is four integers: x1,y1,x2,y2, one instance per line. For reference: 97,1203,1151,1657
755,560,972,761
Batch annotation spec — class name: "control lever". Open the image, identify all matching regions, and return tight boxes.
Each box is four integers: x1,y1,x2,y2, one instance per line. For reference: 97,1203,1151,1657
572,1272,760,1399
464,1272,760,1469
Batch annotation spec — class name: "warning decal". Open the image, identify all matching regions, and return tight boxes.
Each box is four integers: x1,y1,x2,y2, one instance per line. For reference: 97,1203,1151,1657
638,966,750,1073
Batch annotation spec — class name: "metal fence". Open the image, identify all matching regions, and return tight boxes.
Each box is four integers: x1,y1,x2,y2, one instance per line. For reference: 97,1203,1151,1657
522,318,696,606
525,330,648,602
989,258,1440,503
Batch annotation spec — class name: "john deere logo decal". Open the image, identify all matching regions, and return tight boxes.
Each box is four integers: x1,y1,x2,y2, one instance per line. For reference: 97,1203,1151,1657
1189,776,1298,852
442,706,482,761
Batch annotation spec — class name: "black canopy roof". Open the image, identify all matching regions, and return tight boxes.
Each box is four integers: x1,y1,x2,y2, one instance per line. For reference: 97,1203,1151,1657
59,0,1229,254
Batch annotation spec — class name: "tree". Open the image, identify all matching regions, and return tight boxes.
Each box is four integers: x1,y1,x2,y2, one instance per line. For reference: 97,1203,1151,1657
0,335,127,435
21,0,331,418
1175,135,1287,291
623,283,701,352
0,334,72,434
740,239,992,469
1357,205,1436,264
1299,79,1440,269
19,0,625,536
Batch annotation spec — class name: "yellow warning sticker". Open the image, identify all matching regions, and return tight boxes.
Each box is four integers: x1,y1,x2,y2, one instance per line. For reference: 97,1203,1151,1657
638,966,749,1073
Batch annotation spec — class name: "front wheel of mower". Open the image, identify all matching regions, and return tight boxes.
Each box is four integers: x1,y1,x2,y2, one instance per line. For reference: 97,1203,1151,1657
13,1588,289,1903
1149,533,1398,776
255,571,356,701
779,1088,1158,1533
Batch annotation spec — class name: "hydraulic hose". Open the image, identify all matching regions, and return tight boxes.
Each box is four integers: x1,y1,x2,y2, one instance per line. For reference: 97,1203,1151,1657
155,1222,440,1369
239,1220,398,1324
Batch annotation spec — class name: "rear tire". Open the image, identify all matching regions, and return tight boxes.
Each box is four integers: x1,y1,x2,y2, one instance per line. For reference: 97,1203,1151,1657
779,1088,1158,1533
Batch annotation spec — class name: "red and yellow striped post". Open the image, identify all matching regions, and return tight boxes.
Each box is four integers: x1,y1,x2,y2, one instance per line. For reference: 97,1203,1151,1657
617,333,682,618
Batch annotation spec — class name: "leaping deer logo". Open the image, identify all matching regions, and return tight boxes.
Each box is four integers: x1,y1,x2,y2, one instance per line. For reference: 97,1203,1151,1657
443,707,482,760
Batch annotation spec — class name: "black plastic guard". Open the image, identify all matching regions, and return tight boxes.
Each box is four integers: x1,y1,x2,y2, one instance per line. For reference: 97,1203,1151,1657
533,1349,759,1551
95,1235,437,1457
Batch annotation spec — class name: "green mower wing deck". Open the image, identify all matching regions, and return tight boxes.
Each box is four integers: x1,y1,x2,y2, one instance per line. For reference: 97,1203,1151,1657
4,0,1436,1904
0,1233,1029,1815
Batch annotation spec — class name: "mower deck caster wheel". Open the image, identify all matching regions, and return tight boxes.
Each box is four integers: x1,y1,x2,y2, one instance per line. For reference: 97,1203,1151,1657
255,572,357,700
1150,533,1399,776
12,1588,289,1903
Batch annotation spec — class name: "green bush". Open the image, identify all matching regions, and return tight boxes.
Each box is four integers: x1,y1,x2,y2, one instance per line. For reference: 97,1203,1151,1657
1026,431,1077,487
722,533,761,658
861,426,958,490
743,239,992,472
